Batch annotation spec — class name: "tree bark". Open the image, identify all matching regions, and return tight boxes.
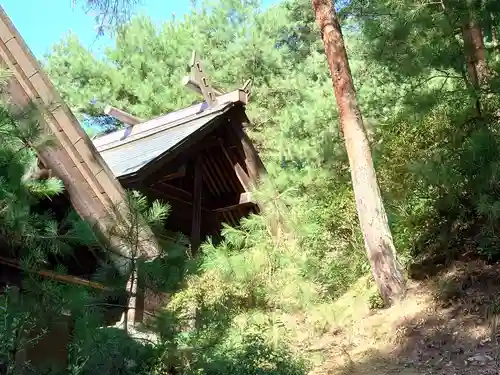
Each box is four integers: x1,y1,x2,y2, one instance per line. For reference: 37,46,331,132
462,19,488,88
312,0,405,304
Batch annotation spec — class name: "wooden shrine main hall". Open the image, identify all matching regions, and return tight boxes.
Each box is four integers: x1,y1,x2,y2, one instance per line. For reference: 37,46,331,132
96,77,264,251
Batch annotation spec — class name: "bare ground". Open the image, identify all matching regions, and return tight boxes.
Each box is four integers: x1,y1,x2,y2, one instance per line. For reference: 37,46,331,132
304,260,500,375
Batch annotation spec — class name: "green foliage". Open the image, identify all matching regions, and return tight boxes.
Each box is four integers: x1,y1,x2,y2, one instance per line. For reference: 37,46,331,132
187,332,307,375
0,287,39,375
368,292,386,310
78,0,140,29
0,101,69,264
30,0,500,373
67,326,157,375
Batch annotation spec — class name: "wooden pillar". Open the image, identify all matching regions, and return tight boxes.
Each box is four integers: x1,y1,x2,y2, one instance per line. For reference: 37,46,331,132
190,155,203,252
211,211,222,241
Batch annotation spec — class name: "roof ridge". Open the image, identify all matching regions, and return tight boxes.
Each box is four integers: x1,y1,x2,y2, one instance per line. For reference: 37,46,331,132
95,101,232,153
94,101,211,151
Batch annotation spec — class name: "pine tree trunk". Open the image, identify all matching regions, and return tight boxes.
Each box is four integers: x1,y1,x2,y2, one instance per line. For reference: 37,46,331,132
462,19,487,88
312,0,405,304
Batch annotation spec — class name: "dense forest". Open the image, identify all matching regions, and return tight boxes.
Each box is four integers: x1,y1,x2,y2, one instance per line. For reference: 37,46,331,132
2,0,500,373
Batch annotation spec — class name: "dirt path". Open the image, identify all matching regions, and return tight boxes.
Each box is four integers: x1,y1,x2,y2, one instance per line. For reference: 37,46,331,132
308,260,500,375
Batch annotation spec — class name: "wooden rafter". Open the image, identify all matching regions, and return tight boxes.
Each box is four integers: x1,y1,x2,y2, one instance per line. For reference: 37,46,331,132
149,180,252,212
219,141,252,192
213,202,254,214
146,185,210,213
161,165,186,181
231,109,267,185
182,76,224,97
0,255,108,291
104,105,143,126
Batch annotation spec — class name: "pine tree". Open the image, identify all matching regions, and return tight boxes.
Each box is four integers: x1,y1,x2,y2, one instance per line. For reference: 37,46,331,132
73,0,140,32
311,0,405,304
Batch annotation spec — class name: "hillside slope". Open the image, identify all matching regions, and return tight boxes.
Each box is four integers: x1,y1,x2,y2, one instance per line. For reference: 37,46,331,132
308,260,500,375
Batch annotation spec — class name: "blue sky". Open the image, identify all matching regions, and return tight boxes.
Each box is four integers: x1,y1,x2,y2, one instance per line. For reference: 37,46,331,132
2,0,276,60
3,0,191,59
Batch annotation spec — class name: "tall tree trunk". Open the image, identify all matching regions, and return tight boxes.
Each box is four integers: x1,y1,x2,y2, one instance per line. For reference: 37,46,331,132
462,19,487,88
312,0,405,304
